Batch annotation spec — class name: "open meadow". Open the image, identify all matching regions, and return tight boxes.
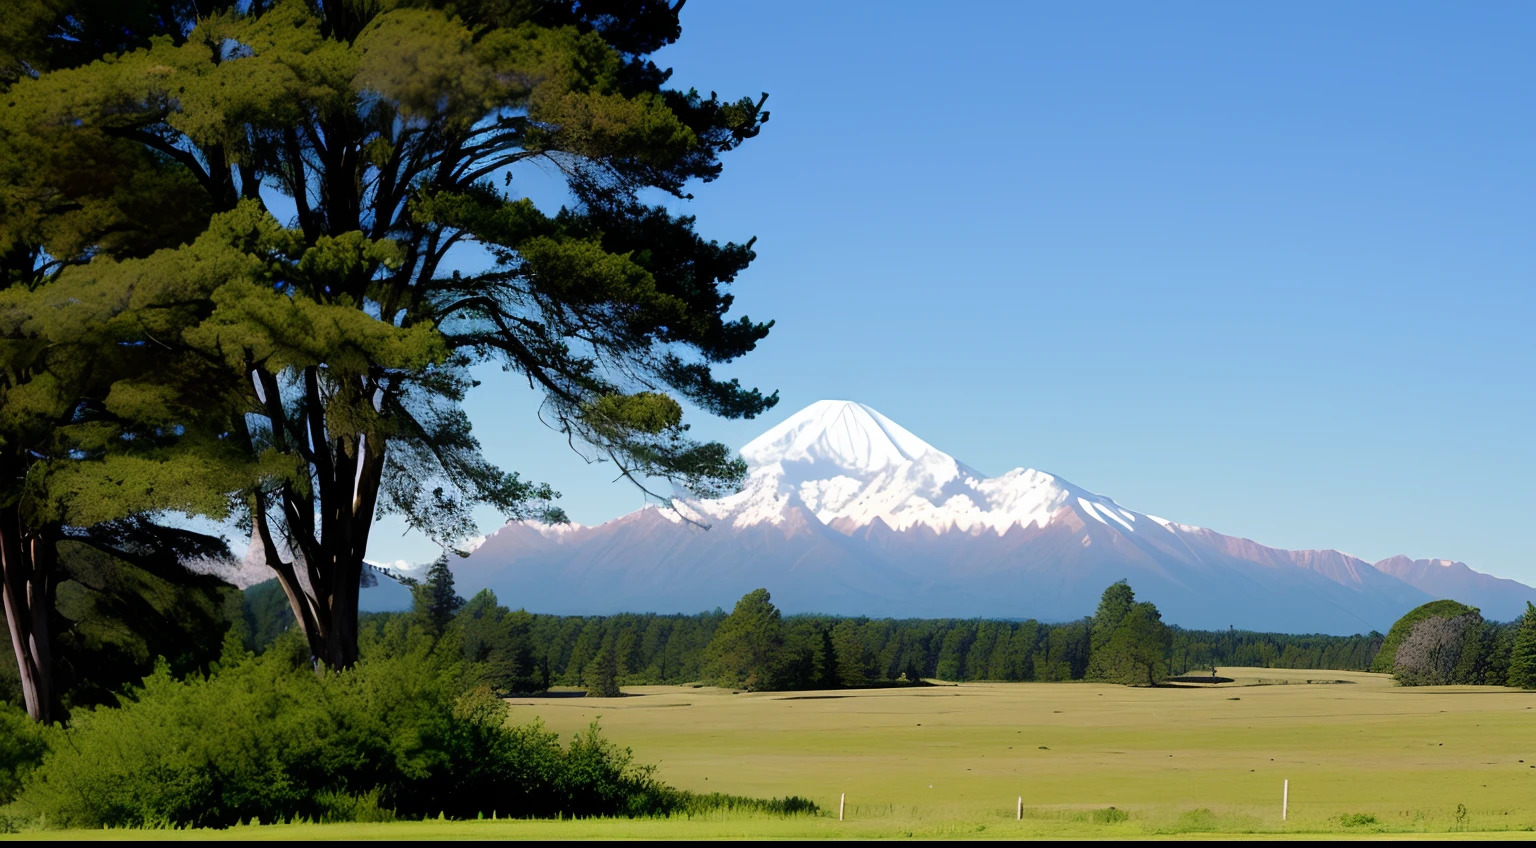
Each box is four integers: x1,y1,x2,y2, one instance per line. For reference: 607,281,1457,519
33,667,1536,840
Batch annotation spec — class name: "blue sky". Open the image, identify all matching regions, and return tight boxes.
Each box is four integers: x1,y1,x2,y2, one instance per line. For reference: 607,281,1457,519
370,1,1536,581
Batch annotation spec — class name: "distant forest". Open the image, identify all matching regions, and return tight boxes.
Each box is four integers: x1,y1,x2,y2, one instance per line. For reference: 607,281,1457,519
243,578,1387,692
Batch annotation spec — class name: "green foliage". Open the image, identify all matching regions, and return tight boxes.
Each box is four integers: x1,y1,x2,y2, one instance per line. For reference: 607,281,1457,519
241,579,296,654
831,619,874,687
702,589,784,691
583,644,621,698
454,590,537,695
1508,603,1536,690
369,580,1406,696
11,625,788,828
0,0,779,670
412,554,465,639
0,541,236,715
1372,600,1479,673
934,624,972,681
48,542,235,712
1092,807,1129,824
1099,603,1172,686
1085,584,1172,686
0,701,46,803
1086,581,1135,668
1376,601,1496,687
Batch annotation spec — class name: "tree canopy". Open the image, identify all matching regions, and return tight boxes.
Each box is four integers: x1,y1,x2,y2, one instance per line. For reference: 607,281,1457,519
1507,603,1536,690
0,0,777,680
411,553,465,638
702,588,783,690
1371,599,1479,674
1084,582,1171,687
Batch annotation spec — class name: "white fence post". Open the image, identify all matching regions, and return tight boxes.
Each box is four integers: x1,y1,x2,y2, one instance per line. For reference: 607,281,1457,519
1282,779,1289,821
839,792,845,822
1017,796,1022,820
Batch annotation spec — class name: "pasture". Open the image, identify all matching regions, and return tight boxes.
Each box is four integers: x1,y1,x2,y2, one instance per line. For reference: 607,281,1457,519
37,668,1536,839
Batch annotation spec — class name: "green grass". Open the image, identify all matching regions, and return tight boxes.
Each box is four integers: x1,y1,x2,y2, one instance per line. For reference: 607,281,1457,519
24,667,1536,840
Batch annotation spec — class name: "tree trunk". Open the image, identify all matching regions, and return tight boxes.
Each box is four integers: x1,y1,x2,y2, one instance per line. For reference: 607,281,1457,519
257,429,385,671
0,507,56,723
322,554,361,669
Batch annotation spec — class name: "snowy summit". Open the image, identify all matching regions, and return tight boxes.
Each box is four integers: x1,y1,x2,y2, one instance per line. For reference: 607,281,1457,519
442,400,1536,633
677,399,1143,537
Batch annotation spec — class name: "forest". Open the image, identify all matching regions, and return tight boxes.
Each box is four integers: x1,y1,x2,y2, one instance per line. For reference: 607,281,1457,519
240,567,1391,695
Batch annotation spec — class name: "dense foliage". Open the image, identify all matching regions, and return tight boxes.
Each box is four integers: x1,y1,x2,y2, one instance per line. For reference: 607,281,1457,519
4,622,813,829
0,542,237,715
411,555,466,639
0,0,778,695
1508,603,1536,690
1371,600,1478,673
245,580,1396,691
1376,601,1519,687
0,702,45,805
700,588,785,690
1083,582,1171,686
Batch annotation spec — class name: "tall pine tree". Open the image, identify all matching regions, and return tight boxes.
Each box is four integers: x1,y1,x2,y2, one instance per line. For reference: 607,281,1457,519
412,553,465,638
702,588,783,690
1508,602,1536,690
1,1,776,669
1084,581,1135,681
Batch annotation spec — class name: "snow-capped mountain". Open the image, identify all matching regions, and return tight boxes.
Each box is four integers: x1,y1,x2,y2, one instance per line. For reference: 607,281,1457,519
671,400,1089,535
449,400,1528,634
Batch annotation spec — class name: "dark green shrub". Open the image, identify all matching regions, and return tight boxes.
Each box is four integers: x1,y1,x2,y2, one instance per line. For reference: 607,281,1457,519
1338,812,1379,827
0,701,47,803
12,627,811,829
1092,806,1129,823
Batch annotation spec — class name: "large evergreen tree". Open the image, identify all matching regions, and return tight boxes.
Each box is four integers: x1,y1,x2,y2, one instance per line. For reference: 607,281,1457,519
1085,582,1171,686
702,588,783,690
1507,602,1536,690
583,641,621,697
2,1,776,669
411,553,465,638
0,2,258,719
1084,581,1135,681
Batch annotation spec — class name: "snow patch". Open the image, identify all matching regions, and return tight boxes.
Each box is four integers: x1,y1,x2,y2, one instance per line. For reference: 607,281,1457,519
670,400,1170,539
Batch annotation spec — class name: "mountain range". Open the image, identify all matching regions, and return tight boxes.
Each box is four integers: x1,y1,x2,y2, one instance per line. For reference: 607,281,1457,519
418,400,1536,633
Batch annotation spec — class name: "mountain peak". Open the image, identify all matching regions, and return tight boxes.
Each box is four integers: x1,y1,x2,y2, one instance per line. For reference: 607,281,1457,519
740,400,959,476
455,398,1536,631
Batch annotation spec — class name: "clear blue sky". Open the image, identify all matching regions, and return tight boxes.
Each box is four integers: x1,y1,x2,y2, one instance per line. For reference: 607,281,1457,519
369,1,1536,582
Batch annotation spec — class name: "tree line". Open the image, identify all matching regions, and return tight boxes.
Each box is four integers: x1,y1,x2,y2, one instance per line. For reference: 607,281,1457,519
243,571,1399,695
372,575,1536,693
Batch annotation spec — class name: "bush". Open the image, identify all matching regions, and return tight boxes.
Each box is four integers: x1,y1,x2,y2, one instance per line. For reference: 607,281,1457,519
11,627,813,828
0,702,47,804
1092,806,1129,824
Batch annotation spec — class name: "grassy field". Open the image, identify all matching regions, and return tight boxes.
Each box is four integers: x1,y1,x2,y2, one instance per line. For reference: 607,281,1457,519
32,667,1536,840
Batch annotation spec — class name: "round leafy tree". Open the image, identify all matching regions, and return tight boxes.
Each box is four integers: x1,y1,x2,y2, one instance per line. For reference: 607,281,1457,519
1371,599,1479,674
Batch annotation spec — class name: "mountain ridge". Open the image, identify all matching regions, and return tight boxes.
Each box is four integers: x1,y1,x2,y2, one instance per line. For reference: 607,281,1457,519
443,400,1532,632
